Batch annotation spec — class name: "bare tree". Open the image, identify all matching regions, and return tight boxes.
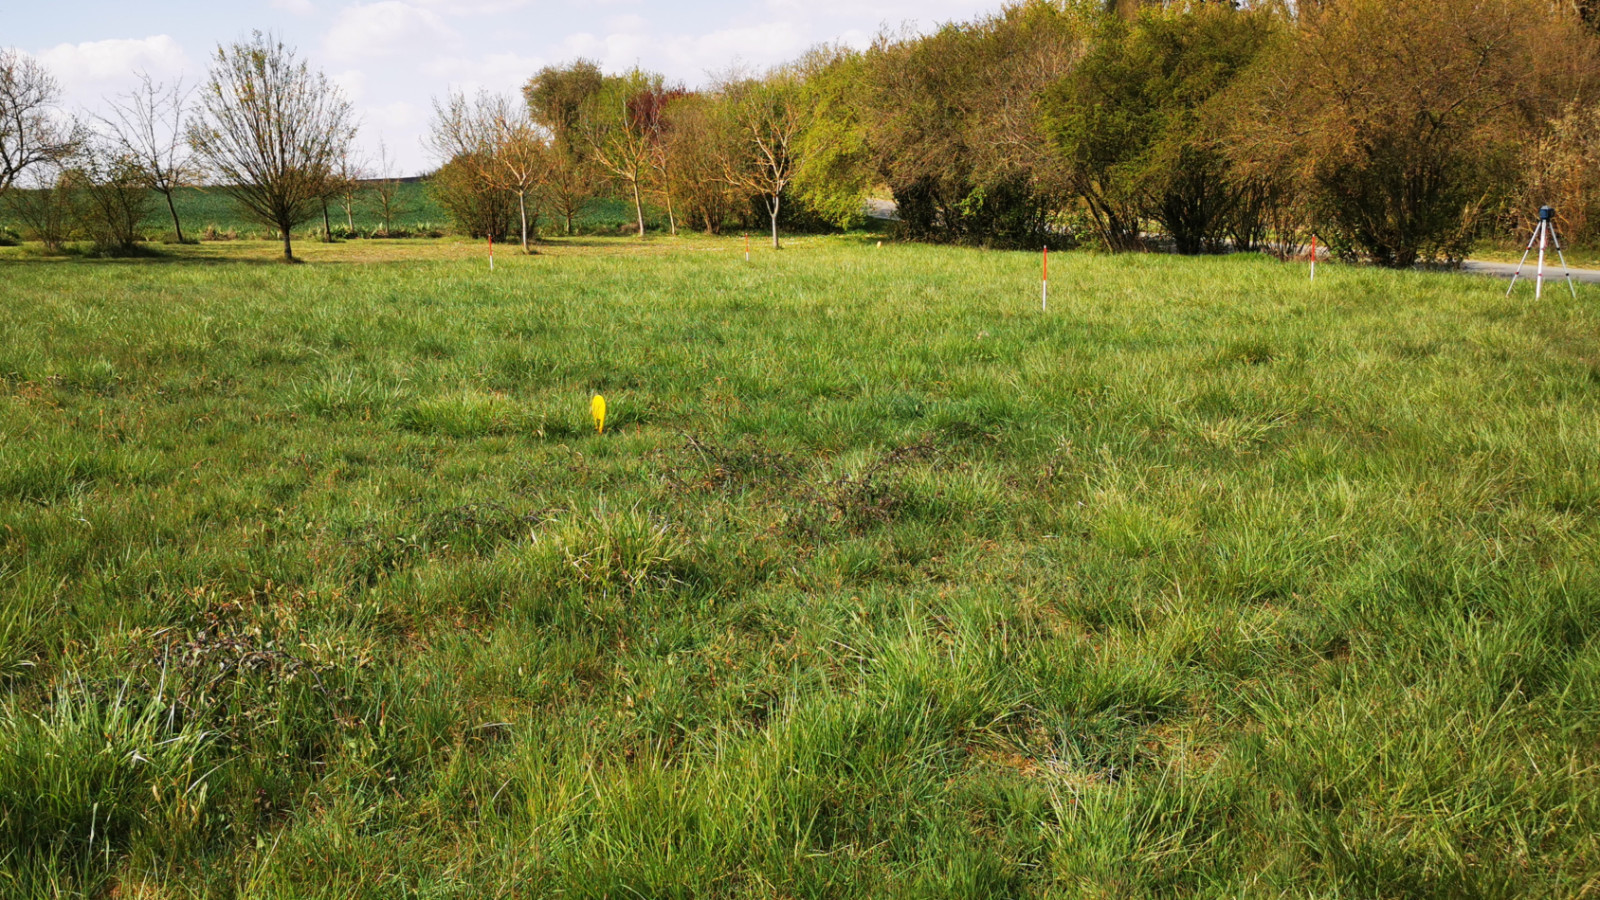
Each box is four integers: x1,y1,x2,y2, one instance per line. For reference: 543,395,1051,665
720,73,810,249
187,32,357,262
0,49,83,194
430,92,547,252
316,154,354,242
370,140,408,236
331,148,367,233
642,87,690,236
661,94,740,234
544,150,599,235
99,73,196,242
5,159,88,251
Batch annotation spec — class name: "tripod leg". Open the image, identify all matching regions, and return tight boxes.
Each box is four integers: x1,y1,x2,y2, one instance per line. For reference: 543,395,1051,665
1507,224,1540,297
1548,223,1579,300
1537,221,1548,300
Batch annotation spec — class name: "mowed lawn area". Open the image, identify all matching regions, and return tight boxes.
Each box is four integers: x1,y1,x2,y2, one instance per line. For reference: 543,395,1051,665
2,236,1598,897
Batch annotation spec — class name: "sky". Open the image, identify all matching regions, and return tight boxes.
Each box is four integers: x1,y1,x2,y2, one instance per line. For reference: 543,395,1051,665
2,0,1003,176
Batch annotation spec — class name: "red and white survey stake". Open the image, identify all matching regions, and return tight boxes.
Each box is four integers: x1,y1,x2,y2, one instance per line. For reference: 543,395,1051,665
488,235,495,271
1042,246,1050,312
744,233,750,263
1310,234,1317,281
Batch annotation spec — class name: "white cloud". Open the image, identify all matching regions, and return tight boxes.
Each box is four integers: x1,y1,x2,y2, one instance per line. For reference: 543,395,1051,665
408,0,539,13
425,51,547,95
34,35,192,93
324,2,458,60
331,68,369,103
271,0,317,15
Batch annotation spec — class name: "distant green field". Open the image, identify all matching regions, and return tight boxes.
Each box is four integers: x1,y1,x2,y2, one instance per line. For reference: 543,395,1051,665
2,237,1598,897
147,182,448,237
0,182,661,242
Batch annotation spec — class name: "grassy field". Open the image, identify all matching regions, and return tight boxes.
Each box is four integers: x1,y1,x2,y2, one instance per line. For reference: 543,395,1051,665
0,183,652,243
2,235,1598,897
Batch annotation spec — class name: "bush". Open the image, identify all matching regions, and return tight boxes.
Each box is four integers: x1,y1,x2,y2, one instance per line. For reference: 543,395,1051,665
1044,6,1278,254
1222,0,1599,266
429,153,516,241
860,3,1081,248
82,151,153,253
4,165,89,251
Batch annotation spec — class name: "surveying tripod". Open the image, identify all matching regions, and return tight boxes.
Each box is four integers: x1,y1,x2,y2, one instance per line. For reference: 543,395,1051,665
1507,206,1578,300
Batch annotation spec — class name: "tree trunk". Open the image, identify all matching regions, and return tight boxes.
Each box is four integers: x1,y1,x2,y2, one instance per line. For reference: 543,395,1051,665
321,201,333,243
769,194,781,250
665,192,677,237
345,200,354,232
281,227,294,262
632,180,645,238
518,192,530,253
164,190,185,244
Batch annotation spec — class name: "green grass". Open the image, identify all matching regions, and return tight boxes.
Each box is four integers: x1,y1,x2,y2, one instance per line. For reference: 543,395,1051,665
1,234,1598,897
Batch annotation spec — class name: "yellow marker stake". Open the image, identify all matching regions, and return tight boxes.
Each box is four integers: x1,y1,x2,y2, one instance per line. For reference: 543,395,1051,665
591,395,606,435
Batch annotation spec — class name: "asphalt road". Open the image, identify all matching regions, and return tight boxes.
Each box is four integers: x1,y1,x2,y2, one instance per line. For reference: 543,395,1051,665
1460,259,1600,285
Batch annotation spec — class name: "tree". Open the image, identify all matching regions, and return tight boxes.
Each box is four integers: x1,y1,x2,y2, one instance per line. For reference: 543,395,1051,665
0,49,83,194
430,91,548,253
660,94,740,234
1222,0,1599,265
332,148,369,233
859,3,1082,247
525,60,605,235
635,84,689,235
719,73,809,249
430,152,515,241
525,60,604,160
1044,6,1278,253
1519,101,1600,247
578,69,666,238
187,32,357,262
316,154,354,242
370,141,408,237
99,73,196,243
542,148,600,235
790,46,873,231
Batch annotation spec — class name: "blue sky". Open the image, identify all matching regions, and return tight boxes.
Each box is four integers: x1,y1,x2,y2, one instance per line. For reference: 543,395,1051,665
3,0,1002,175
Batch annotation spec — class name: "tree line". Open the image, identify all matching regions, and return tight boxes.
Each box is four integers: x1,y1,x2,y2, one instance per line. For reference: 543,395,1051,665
0,34,406,260
4,0,1600,264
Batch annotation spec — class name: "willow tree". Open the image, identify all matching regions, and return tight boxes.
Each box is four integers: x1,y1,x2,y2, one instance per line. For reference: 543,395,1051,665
188,32,356,262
